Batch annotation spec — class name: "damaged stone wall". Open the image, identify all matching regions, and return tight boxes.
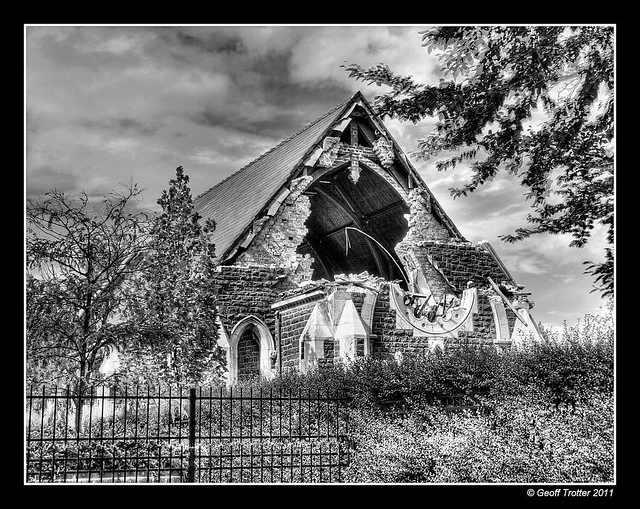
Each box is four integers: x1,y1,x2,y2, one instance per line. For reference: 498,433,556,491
411,240,519,346
275,284,372,371
236,176,314,284
394,189,457,301
399,189,451,245
214,245,518,374
416,241,515,293
275,282,440,369
371,284,437,359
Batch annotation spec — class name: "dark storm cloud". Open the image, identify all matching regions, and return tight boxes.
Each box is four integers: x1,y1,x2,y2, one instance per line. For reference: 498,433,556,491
149,27,252,70
78,117,163,136
173,28,247,55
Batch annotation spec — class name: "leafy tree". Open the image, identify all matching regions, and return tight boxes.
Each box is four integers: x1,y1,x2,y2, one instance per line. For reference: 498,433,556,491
26,184,152,429
344,26,613,297
119,167,225,386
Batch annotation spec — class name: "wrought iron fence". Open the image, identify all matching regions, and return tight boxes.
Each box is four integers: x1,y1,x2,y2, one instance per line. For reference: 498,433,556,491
25,385,350,483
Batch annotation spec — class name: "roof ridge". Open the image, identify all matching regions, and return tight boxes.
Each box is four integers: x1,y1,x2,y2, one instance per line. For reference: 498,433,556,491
194,94,355,202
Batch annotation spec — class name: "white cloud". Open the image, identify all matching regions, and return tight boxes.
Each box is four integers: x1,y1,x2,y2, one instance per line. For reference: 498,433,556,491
171,71,234,96
80,32,142,56
189,148,223,166
105,137,140,153
289,26,440,91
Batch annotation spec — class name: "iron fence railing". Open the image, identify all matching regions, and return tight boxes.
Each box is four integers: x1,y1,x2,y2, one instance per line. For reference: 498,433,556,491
25,385,350,483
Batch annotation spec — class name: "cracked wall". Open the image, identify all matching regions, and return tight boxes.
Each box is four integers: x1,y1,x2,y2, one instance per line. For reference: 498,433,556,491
236,176,314,284
394,188,456,300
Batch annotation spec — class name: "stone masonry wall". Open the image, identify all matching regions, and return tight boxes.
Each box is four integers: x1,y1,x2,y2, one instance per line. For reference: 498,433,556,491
414,241,512,292
211,265,295,339
401,189,452,245
278,298,321,371
214,254,515,372
371,284,433,359
395,189,456,302
214,236,518,375
276,284,435,367
277,288,368,371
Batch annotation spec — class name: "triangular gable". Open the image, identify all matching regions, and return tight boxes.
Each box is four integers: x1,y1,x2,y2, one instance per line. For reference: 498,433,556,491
194,91,465,264
348,94,464,240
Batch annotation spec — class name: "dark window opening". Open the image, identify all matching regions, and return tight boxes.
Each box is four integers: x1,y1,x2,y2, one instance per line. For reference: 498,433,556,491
297,164,409,287
237,327,260,381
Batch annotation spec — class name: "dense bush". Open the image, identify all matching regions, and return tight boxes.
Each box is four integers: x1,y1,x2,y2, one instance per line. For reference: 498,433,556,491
344,391,613,483
261,328,613,414
258,313,614,483
27,307,614,483
496,334,614,408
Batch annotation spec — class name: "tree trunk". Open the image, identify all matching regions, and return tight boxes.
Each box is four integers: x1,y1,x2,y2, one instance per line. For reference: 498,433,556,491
74,359,88,433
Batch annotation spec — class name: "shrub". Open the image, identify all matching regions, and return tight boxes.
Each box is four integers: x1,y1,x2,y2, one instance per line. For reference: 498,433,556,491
494,323,614,408
344,391,613,483
263,315,614,483
255,327,613,418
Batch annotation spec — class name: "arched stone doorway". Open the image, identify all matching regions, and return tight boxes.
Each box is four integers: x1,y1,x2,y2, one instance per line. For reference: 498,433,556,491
237,327,261,381
228,316,276,385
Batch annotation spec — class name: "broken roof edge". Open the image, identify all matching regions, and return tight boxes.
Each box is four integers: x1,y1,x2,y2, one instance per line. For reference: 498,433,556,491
195,93,361,263
478,240,518,287
196,90,467,263
354,95,467,242
212,93,365,263
193,93,356,204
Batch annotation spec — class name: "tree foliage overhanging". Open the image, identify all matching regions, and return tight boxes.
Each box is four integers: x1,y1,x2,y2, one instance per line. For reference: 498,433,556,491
344,26,614,297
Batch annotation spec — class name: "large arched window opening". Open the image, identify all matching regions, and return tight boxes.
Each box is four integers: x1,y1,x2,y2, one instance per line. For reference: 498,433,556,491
297,163,410,284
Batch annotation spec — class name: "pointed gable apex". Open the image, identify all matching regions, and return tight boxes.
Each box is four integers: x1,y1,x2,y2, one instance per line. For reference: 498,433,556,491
334,298,368,339
194,91,465,264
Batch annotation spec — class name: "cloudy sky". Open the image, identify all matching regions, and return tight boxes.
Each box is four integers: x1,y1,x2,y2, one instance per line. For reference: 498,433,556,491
25,24,611,330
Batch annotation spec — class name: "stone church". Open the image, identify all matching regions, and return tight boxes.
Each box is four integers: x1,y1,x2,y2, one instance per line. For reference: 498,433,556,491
193,91,543,384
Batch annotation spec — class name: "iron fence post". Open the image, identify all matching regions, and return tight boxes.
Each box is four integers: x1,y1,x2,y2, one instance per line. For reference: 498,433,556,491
187,387,196,482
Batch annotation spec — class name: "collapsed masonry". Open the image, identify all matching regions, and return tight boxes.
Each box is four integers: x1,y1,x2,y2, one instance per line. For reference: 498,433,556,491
193,91,544,384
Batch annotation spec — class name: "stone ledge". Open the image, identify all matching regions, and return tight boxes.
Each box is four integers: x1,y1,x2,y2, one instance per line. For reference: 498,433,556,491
271,289,326,311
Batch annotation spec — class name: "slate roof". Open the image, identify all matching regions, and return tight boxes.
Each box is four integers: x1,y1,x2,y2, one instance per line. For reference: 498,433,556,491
194,95,354,262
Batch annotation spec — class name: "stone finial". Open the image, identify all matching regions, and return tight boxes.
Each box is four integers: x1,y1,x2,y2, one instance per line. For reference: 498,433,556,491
372,136,394,168
318,137,341,168
334,298,368,361
348,157,361,184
